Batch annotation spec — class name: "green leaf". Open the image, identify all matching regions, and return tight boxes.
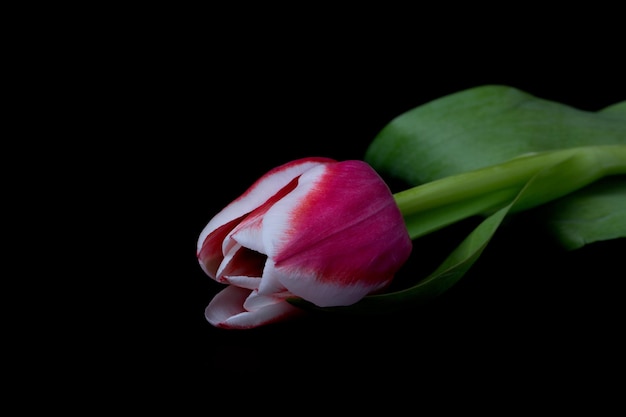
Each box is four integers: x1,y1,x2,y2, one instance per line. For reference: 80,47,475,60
365,84,626,250
539,176,626,250
535,101,626,249
539,95,626,248
365,84,626,185
599,100,626,118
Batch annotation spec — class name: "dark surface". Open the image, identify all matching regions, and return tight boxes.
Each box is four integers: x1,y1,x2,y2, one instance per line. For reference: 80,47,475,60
69,21,626,406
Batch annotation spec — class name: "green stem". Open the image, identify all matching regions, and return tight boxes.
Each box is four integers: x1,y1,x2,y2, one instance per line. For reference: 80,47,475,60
394,145,626,239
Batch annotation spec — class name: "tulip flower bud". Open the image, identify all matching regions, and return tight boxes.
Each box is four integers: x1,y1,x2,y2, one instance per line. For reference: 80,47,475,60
197,157,412,329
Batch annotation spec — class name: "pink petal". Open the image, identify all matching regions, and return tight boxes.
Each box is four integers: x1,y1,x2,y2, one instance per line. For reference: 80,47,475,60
205,286,304,329
266,160,412,306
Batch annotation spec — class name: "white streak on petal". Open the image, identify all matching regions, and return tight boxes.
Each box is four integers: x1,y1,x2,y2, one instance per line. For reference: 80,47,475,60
221,233,238,258
222,275,261,290
257,258,289,297
242,290,283,311
215,241,241,280
261,164,327,259
230,217,266,254
197,158,333,254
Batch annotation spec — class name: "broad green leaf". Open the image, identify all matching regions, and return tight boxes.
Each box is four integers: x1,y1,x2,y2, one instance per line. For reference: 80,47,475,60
539,177,626,250
599,100,626,117
365,84,626,185
365,84,626,250
537,102,626,248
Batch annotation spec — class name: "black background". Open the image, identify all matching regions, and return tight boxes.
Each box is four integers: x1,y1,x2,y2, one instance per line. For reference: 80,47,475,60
56,13,626,408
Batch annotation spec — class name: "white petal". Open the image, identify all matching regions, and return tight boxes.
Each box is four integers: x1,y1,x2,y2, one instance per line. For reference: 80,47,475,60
229,216,266,254
276,266,388,307
204,285,250,326
242,290,286,311
257,258,289,297
204,286,303,329
222,275,261,290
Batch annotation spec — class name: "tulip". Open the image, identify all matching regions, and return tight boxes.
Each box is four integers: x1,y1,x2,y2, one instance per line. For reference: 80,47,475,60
197,157,413,329
197,85,626,329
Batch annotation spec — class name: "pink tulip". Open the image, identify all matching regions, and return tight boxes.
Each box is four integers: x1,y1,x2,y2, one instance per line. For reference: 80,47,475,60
197,157,412,329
